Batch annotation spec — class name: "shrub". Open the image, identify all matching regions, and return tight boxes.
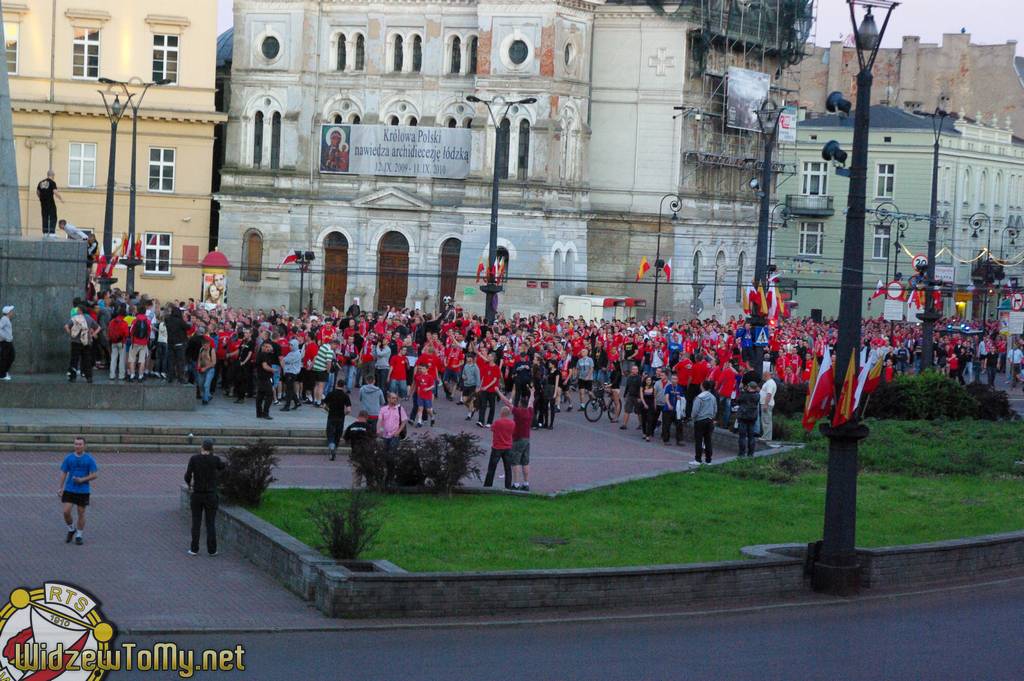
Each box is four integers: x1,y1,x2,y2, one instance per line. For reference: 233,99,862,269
774,383,809,418
393,447,427,488
309,492,380,560
346,438,392,492
221,441,279,506
964,384,1014,421
864,372,977,421
412,433,484,495
771,417,792,442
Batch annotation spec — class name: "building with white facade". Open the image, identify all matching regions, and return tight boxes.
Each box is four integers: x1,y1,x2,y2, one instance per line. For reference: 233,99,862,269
216,0,812,318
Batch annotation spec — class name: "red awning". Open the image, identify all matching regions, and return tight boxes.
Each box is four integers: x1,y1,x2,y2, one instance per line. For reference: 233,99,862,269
200,250,231,269
603,298,616,307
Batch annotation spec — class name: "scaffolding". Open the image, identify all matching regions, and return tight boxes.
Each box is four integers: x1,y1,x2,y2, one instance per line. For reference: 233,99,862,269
655,0,817,199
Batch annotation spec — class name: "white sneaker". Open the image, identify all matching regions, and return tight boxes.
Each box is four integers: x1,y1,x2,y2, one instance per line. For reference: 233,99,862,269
187,550,198,556
0,375,10,381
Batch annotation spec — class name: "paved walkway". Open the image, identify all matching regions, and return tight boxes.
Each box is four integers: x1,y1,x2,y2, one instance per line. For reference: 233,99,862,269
0,383,780,630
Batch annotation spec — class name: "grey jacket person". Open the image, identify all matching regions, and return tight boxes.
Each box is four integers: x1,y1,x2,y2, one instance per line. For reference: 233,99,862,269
461,362,480,388
691,389,718,423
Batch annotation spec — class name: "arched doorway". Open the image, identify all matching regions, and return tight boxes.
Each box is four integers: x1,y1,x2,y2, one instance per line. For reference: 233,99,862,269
323,232,349,311
377,231,410,310
439,238,461,306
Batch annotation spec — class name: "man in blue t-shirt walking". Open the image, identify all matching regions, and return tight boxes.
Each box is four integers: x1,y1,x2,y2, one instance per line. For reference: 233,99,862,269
59,437,98,545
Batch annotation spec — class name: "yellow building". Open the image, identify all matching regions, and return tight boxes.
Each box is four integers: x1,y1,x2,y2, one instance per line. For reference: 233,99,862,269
4,0,223,302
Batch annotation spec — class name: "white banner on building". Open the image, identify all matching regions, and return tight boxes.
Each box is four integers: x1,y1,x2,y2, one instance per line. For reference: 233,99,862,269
934,264,955,285
319,124,472,179
778,106,798,143
726,67,771,132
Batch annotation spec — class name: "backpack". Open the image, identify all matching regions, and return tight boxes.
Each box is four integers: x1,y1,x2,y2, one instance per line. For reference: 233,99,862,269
131,318,148,340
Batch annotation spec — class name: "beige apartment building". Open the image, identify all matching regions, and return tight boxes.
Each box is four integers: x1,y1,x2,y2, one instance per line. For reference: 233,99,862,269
3,0,223,302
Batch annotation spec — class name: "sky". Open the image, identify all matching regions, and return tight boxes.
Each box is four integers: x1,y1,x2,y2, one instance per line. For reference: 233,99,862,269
215,0,1023,56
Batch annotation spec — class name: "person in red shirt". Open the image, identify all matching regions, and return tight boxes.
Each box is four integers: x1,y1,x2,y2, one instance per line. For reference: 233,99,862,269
687,353,709,419
442,342,464,401
126,306,151,382
673,354,692,388
412,364,436,427
475,352,501,427
106,311,129,381
483,406,515,489
387,345,409,399
715,360,738,428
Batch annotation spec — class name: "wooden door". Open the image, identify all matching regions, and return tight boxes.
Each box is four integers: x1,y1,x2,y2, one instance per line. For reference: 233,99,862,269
439,238,461,306
323,232,348,311
376,231,409,310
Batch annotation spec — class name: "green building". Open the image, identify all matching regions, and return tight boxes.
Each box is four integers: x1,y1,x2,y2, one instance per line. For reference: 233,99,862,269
773,106,1024,320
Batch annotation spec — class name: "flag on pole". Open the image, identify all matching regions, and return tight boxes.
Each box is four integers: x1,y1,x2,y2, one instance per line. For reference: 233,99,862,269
871,279,885,299
105,254,119,277
663,259,672,282
832,352,859,427
133,237,142,260
119,233,130,257
802,346,834,432
475,258,485,283
757,284,769,315
636,256,650,282
859,349,886,403
496,258,506,285
279,252,299,268
743,283,756,315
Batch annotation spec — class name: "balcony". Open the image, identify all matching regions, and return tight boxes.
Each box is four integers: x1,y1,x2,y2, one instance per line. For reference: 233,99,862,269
786,194,835,217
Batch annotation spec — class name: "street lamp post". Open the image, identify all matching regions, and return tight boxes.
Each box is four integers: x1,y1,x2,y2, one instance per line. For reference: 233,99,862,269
748,98,782,372
876,202,908,337
968,212,997,321
100,77,172,294
96,87,133,293
293,250,315,315
654,195,682,323
768,203,790,266
812,0,898,596
912,106,953,371
466,94,537,325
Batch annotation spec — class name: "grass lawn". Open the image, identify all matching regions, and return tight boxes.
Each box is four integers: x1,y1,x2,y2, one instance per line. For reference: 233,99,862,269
252,418,1024,573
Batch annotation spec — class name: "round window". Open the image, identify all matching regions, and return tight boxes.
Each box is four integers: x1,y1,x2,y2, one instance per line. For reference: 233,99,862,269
508,40,529,65
261,36,281,60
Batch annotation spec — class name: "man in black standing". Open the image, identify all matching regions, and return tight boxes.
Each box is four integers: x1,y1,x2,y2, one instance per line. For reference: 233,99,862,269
233,331,253,403
184,439,226,556
323,384,352,460
255,340,276,420
36,170,63,237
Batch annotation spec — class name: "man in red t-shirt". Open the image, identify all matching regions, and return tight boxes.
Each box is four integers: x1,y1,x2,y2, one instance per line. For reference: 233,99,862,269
475,352,500,427
126,307,151,382
387,346,409,399
484,406,515,489
442,342,464,400
686,353,710,420
412,364,436,427
500,388,534,491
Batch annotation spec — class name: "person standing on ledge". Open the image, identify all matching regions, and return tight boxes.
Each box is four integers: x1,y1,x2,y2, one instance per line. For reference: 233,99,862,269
0,305,14,381
36,170,63,237
59,437,98,545
184,439,225,557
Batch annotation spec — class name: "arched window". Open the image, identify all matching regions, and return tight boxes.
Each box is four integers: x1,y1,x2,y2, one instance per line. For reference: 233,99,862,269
963,168,973,206
714,251,726,306
979,170,988,207
412,35,423,72
389,115,400,126
496,118,511,180
517,120,531,181
393,35,404,72
336,34,346,71
463,117,474,129
241,230,263,282
408,116,418,127
354,34,365,71
350,114,361,125
446,117,457,128
439,238,462,303
692,251,702,290
553,249,563,292
565,250,576,294
332,114,342,124
735,252,745,303
252,111,264,168
469,36,478,74
270,112,281,170
450,36,462,74
996,172,1004,207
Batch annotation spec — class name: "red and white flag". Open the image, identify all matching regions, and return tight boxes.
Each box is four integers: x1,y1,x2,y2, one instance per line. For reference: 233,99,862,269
802,345,834,432
279,252,299,268
663,259,672,282
870,279,885,299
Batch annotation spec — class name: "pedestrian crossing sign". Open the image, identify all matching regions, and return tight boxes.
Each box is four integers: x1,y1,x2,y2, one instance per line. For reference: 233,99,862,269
754,326,770,347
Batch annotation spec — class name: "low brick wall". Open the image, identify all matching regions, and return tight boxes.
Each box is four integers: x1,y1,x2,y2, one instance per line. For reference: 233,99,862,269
181,487,1024,619
859,530,1024,589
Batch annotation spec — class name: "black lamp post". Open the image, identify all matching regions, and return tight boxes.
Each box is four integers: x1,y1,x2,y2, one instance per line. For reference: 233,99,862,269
875,201,908,336
768,203,790,266
654,194,682,323
911,106,953,370
466,94,537,324
294,250,315,315
812,0,898,596
96,86,133,293
100,77,172,294
968,212,998,321
748,98,782,372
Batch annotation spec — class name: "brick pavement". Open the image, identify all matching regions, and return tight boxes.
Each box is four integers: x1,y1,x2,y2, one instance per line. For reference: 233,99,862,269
0,385,772,630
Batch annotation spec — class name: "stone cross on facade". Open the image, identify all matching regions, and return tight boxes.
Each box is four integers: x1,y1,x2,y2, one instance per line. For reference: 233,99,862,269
648,47,675,77
0,2,22,235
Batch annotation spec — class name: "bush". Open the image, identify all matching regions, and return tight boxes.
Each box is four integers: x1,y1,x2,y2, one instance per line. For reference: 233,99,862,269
221,442,279,506
774,383,809,418
411,433,484,495
346,438,392,492
771,417,792,442
864,372,977,421
964,384,1014,421
309,492,380,560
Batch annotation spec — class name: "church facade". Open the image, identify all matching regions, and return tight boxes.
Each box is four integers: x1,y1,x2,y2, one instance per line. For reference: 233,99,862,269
217,0,804,319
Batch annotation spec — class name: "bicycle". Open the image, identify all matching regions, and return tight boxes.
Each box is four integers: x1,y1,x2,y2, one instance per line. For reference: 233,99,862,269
583,383,621,423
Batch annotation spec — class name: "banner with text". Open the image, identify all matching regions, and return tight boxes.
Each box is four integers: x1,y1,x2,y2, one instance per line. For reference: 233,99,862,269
319,124,472,179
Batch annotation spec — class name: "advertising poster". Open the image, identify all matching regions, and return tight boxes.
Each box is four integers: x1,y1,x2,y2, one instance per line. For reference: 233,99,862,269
726,67,771,132
202,272,227,307
319,124,472,179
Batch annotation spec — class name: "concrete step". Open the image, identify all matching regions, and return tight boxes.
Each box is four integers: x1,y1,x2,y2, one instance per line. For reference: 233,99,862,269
0,424,325,438
0,432,325,446
0,442,348,455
